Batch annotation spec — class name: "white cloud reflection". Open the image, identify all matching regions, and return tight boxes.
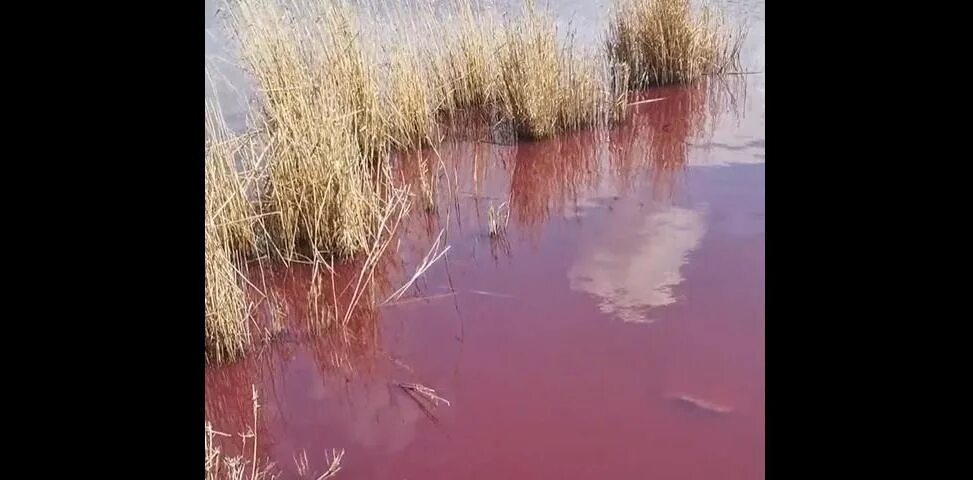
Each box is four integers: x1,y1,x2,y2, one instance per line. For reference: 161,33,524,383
568,204,706,323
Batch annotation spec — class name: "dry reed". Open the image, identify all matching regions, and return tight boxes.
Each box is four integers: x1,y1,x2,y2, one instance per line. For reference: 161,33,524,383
228,0,408,261
205,100,262,256
487,201,509,237
497,1,617,138
606,0,744,89
385,41,437,149
205,227,252,364
206,99,257,364
428,0,502,113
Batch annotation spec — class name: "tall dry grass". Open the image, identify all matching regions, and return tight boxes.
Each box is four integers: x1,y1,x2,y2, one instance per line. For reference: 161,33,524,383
206,0,412,363
606,0,744,89
206,100,257,364
497,2,621,138
205,101,262,256
228,0,408,261
385,41,438,149
205,228,252,364
376,0,628,139
231,0,386,155
427,0,501,113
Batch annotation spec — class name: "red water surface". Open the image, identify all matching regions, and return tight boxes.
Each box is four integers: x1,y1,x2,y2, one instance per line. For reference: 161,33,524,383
206,78,765,479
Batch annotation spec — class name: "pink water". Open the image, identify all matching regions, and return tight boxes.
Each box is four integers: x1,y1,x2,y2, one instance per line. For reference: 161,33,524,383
206,77,765,479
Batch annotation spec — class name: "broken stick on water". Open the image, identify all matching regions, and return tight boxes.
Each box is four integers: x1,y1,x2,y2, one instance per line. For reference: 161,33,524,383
666,393,732,414
628,97,666,106
397,382,452,407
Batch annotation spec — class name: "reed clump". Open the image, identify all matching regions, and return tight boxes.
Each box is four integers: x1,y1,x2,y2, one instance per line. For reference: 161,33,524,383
386,41,438,149
497,2,619,139
606,0,744,89
228,0,405,261
206,0,411,364
426,0,502,114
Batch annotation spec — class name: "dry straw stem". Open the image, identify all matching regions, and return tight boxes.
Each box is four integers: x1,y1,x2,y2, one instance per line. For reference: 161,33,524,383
294,448,345,480
316,449,345,479
383,228,451,305
398,382,452,407
304,185,411,333
487,201,509,237
606,0,744,89
205,386,277,480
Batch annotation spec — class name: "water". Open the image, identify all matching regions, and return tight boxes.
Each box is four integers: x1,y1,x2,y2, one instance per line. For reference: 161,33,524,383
205,1,765,478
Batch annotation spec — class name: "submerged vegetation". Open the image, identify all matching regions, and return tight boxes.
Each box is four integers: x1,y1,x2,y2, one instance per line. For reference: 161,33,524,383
206,386,344,480
204,0,745,364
